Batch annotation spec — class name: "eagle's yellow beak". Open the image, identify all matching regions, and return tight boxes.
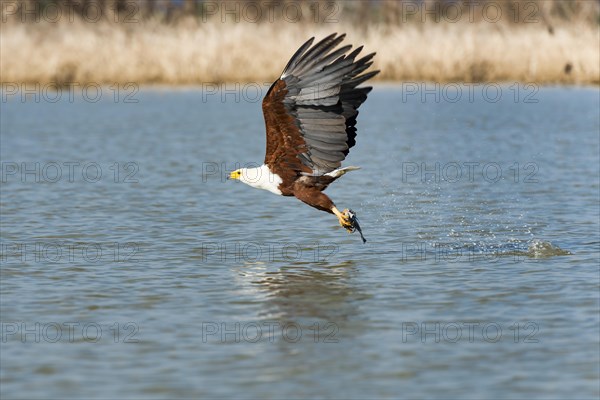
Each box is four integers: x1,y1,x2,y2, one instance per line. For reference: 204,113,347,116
228,170,241,180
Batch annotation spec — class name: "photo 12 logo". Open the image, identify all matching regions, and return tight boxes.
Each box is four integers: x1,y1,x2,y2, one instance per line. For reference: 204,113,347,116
401,321,540,343
1,82,139,104
201,321,340,343
199,241,339,263
398,1,540,24
394,242,529,264
1,242,141,264
199,1,340,24
1,321,139,343
1,162,139,184
1,0,139,23
401,161,539,184
401,82,539,104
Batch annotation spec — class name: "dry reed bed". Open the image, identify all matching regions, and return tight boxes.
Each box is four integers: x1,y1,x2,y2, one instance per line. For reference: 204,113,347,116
1,20,598,85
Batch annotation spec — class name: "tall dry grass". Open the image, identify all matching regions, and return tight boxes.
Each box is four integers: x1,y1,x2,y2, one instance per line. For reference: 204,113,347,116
1,2,598,85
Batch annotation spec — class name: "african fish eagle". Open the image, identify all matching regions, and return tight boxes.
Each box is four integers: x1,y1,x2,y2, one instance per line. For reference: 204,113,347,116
228,33,378,243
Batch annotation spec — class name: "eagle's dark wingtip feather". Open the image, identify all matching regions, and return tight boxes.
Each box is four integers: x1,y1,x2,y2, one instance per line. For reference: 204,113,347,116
290,33,347,77
282,36,315,75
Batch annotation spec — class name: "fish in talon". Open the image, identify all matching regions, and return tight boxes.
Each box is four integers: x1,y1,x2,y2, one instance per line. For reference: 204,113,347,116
344,209,367,243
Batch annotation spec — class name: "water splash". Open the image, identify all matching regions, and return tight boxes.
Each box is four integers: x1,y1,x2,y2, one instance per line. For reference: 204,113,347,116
526,239,572,258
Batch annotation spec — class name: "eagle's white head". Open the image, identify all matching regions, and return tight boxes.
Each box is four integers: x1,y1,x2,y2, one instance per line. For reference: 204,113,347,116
228,165,283,195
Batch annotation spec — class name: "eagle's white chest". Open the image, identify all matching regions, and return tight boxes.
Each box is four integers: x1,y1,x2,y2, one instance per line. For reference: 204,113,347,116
240,164,283,195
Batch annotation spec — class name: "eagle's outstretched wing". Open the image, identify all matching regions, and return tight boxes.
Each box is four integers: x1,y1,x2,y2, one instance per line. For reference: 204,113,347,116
262,33,379,182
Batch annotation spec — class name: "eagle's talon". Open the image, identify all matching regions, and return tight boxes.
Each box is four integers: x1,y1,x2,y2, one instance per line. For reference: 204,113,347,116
334,208,366,242
337,209,356,233
340,221,354,232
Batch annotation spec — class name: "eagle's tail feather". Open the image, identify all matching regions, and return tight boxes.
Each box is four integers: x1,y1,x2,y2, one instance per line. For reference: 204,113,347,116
325,166,361,178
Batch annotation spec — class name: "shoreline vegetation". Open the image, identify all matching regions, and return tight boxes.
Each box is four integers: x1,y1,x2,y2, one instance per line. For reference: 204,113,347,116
1,0,599,85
